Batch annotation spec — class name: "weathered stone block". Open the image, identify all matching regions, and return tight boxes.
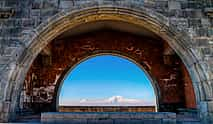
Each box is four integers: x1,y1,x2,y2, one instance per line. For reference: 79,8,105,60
0,113,7,122
109,113,131,119
130,113,152,119
32,0,42,9
80,113,102,119
169,18,188,29
43,119,55,124
199,101,208,113
196,28,209,37
142,119,162,124
21,19,35,27
164,112,176,119
31,9,41,17
41,113,54,120
187,1,203,9
168,1,181,10
202,18,211,27
162,118,176,124
0,83,5,100
168,8,182,16
59,0,74,9
63,119,87,124
5,0,20,8
40,8,57,17
208,27,213,36
188,19,202,27
53,113,64,119
207,101,213,112
202,81,213,100
114,119,144,124
42,0,58,9
0,102,2,112
2,102,10,113
87,119,113,124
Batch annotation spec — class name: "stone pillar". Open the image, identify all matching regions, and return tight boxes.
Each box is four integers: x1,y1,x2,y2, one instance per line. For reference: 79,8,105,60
199,101,213,124
207,101,213,122
0,101,2,122
198,79,213,124
0,101,11,122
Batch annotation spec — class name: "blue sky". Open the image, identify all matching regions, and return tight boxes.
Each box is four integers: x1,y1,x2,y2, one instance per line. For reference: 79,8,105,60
59,55,156,106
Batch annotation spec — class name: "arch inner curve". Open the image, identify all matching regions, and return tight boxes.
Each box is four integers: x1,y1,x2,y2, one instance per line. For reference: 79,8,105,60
20,27,196,114
58,54,158,112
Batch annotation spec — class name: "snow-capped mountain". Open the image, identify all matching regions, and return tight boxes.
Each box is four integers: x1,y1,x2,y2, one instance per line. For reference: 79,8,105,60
106,96,139,103
60,96,155,106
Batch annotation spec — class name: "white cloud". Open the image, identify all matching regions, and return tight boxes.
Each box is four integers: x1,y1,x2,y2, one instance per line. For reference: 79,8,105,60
60,96,155,106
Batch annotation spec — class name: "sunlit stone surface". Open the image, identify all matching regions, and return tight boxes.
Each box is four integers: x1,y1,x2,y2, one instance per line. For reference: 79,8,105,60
41,112,176,124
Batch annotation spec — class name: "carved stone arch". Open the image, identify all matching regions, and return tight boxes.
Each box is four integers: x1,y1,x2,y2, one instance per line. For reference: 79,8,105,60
3,3,209,121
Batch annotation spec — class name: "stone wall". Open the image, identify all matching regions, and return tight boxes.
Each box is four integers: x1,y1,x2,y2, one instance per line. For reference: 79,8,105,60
0,0,212,123
41,112,176,124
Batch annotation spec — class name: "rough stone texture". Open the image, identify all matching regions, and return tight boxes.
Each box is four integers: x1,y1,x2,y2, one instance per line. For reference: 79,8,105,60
0,0,211,123
41,112,176,124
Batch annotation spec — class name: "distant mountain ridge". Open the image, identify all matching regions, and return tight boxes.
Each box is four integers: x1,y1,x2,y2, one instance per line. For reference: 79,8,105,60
60,96,155,106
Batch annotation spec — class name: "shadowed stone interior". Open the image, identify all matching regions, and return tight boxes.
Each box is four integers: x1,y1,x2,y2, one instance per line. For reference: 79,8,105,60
22,30,196,114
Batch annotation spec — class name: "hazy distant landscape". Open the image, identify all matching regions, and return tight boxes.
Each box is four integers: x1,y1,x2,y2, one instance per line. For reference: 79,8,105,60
59,56,156,107
60,96,155,106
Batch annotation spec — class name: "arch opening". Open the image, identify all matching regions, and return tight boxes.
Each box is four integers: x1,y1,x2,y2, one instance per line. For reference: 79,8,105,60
58,54,158,112
19,29,196,116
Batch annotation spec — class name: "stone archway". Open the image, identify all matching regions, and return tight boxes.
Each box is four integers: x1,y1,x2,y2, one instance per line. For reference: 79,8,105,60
21,29,196,115
3,4,209,122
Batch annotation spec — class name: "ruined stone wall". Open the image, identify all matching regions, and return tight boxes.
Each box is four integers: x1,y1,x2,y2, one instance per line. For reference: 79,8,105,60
0,0,212,122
